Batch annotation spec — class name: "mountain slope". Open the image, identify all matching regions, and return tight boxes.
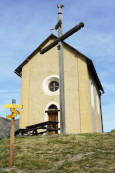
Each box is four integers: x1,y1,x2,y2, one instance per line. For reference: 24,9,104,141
0,131,115,172
0,117,19,139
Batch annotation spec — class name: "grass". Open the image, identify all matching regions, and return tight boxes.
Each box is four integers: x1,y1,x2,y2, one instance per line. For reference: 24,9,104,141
0,131,115,173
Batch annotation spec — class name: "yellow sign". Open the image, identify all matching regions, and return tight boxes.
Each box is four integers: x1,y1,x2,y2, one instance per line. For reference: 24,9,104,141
4,104,23,109
10,108,20,114
5,104,22,119
6,113,17,119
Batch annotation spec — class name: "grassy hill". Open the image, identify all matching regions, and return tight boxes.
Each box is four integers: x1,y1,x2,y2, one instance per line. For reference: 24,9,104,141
0,117,19,139
0,131,115,173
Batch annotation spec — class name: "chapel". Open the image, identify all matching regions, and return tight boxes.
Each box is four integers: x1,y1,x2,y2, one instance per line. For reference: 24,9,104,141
15,34,104,134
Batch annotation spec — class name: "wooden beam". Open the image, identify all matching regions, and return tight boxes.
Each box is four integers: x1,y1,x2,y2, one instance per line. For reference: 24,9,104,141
40,22,84,54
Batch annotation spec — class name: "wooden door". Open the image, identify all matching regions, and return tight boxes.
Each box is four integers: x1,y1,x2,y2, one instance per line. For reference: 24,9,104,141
48,111,58,134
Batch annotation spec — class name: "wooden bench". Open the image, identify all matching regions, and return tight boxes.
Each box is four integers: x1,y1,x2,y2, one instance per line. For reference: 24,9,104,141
15,121,60,136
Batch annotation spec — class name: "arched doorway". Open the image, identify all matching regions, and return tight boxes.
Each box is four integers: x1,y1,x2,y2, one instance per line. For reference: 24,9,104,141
48,104,58,121
45,104,59,134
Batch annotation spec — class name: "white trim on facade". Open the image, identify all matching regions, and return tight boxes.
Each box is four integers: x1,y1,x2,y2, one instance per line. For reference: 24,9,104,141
96,93,100,114
90,80,94,108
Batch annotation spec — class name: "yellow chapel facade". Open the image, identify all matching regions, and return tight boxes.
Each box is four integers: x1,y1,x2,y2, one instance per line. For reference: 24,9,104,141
15,34,104,134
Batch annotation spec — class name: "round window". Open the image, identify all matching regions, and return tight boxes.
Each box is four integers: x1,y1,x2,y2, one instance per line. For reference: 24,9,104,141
42,75,59,96
49,81,59,92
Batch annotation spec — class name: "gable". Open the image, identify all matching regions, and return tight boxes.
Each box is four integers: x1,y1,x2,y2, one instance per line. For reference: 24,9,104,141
14,34,104,93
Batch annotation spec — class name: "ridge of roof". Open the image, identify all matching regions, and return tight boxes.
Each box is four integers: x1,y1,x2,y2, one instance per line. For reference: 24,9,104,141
14,34,104,93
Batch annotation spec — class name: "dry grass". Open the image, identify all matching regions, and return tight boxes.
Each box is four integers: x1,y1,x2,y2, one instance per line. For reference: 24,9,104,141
0,131,115,173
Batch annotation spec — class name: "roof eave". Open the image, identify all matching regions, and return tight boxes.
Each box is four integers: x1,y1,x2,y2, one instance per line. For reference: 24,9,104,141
14,34,57,77
87,59,104,94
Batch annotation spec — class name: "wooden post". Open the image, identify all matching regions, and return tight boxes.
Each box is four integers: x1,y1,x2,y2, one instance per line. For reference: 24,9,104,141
9,99,16,168
57,4,66,134
39,5,84,133
9,117,15,168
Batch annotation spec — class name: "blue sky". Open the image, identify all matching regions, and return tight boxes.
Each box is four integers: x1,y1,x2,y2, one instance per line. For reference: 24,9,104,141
0,0,115,132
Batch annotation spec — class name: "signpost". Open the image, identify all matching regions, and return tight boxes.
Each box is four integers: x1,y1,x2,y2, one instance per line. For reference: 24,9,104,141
4,100,22,168
4,104,23,109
